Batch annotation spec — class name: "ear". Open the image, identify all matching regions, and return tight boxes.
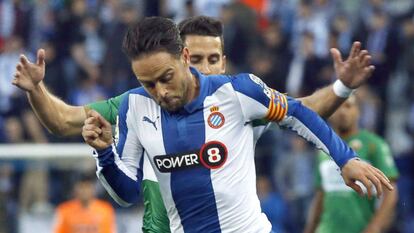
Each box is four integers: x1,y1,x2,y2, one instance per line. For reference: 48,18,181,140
182,47,190,65
221,55,227,74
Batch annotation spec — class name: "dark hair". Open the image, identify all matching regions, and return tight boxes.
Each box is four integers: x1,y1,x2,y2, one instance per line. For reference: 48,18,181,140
178,16,224,52
122,17,183,60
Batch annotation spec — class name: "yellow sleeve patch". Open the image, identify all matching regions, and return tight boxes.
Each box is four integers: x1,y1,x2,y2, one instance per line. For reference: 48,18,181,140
265,90,288,122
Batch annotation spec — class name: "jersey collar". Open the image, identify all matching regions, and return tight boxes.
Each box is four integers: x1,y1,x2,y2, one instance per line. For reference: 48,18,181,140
182,67,208,114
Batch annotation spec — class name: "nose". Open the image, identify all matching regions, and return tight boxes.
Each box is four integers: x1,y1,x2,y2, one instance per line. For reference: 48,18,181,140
155,82,168,99
199,61,212,75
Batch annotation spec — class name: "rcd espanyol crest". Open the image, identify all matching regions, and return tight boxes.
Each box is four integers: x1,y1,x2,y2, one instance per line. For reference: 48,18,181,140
207,106,225,129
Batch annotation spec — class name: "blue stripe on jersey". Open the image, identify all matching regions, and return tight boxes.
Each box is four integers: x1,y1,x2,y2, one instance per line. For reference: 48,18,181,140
161,109,221,232
230,73,270,108
116,91,130,156
285,97,356,167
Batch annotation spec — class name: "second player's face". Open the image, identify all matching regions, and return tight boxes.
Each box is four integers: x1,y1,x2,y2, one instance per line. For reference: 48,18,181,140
132,49,193,112
184,35,226,75
329,97,360,133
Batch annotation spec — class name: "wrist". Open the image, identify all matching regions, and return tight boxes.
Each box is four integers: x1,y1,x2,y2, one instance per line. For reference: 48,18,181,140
27,81,44,94
333,80,355,98
94,145,115,167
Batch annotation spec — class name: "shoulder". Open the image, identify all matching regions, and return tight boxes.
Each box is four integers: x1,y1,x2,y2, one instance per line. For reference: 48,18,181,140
57,200,78,213
93,200,114,212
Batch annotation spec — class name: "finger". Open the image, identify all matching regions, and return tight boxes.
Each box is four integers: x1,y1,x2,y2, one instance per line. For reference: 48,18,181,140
358,50,369,63
360,177,373,199
14,71,21,77
84,116,100,126
20,54,30,66
361,55,372,67
372,166,390,182
348,41,361,59
347,181,364,196
363,65,375,77
37,49,46,66
82,130,99,140
366,171,383,198
372,167,394,191
16,63,23,71
83,124,103,135
12,77,18,85
330,48,343,64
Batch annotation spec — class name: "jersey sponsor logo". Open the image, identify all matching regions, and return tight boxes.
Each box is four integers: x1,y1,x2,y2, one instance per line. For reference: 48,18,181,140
153,141,228,172
143,116,159,130
208,106,225,129
199,141,228,169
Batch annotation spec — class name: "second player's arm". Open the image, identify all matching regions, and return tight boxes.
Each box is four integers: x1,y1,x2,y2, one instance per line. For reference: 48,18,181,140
363,181,398,233
303,190,324,233
298,42,375,119
27,82,87,136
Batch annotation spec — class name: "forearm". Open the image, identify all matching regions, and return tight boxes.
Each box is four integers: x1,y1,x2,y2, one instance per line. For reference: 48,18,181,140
304,190,324,233
27,82,86,136
299,85,346,119
365,183,398,232
279,98,356,167
95,145,141,207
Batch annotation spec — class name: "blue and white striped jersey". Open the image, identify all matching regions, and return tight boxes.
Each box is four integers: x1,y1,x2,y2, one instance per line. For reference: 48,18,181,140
94,67,356,233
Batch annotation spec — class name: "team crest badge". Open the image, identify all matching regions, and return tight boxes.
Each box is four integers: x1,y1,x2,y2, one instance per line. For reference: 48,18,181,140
207,106,225,129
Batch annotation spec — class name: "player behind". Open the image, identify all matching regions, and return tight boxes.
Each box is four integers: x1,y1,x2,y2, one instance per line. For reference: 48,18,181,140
53,173,116,233
14,16,374,233
82,16,393,233
304,96,399,233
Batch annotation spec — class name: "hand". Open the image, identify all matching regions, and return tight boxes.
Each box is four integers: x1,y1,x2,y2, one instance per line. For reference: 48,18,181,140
12,49,46,92
362,224,381,233
82,110,113,150
331,42,375,89
341,158,393,199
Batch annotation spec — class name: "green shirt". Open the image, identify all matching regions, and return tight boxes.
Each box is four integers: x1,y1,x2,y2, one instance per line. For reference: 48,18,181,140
87,93,171,233
315,130,399,233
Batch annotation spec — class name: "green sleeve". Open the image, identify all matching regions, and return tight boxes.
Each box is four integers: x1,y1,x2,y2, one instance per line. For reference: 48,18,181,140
369,137,399,180
86,92,128,125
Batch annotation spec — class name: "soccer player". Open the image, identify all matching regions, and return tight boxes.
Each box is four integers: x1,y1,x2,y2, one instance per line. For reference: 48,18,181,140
13,16,373,233
303,96,399,233
82,17,393,232
53,173,116,233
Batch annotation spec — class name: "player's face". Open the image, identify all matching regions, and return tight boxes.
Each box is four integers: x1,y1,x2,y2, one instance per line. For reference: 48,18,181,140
184,35,226,75
329,97,359,133
74,181,95,202
132,49,193,112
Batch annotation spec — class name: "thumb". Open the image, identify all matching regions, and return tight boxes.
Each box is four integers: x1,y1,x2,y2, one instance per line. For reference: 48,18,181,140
330,48,343,65
37,49,46,66
96,113,112,130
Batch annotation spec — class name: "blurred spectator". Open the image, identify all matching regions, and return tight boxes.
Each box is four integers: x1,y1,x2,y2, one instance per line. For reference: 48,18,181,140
276,136,315,233
19,163,52,215
101,2,140,95
358,10,400,134
53,173,116,233
68,69,107,106
0,163,17,233
0,36,48,143
286,31,332,97
257,175,288,233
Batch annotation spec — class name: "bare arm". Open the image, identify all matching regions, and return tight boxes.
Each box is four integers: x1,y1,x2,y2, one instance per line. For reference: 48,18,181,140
12,49,88,136
303,189,324,233
362,181,398,233
27,82,87,136
299,42,375,119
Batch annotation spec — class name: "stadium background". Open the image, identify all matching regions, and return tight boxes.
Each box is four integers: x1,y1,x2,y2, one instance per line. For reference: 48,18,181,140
0,0,413,232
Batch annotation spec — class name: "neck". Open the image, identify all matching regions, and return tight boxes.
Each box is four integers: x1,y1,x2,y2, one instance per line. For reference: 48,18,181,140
337,125,359,139
187,69,200,102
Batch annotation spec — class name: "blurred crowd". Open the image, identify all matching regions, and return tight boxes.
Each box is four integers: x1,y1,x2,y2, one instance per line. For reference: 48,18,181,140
0,0,414,232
